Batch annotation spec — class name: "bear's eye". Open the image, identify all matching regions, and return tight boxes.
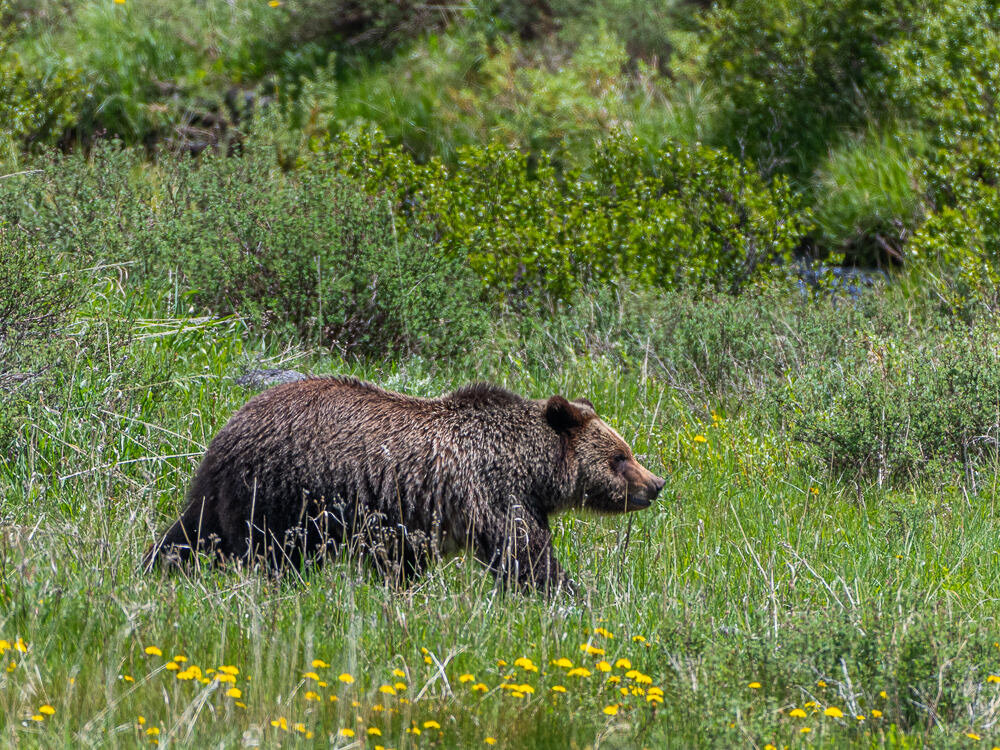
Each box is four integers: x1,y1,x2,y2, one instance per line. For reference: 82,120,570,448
612,452,628,468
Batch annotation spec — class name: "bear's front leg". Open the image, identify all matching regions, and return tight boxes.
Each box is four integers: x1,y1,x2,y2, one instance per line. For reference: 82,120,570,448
473,511,576,597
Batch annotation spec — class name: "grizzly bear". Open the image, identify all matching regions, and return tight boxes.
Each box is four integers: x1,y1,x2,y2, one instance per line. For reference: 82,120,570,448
143,377,664,594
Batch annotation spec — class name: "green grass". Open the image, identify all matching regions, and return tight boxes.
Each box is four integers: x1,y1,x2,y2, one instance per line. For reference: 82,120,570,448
3,271,1000,748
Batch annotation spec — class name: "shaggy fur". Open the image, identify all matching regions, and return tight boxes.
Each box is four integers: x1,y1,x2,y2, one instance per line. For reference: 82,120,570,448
143,377,664,593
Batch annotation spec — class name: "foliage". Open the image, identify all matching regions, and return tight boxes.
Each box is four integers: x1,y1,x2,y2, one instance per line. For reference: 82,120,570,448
700,0,916,181
340,130,808,303
1,143,487,361
810,129,926,265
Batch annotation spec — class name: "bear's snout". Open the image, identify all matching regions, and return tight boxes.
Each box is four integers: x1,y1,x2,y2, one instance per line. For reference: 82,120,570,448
623,461,665,511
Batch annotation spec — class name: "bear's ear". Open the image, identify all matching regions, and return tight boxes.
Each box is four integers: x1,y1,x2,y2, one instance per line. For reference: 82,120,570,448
545,395,586,433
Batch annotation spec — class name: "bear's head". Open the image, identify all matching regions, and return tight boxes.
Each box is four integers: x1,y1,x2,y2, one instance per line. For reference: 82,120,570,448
545,395,665,514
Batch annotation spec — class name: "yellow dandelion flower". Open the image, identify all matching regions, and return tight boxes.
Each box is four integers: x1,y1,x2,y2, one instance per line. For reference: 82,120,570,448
817,680,827,687
749,682,761,689
517,684,535,694
121,675,135,683
871,709,883,718
459,673,475,683
632,635,646,643
879,691,887,699
31,715,44,722
551,685,567,693
176,670,195,681
607,675,621,684
804,701,818,708
472,683,488,692
394,682,407,691
551,658,573,669
693,434,708,443
215,673,236,684
304,691,320,701
15,638,27,652
824,707,844,718
857,715,866,721
765,745,777,750
514,657,538,672
615,658,632,670
0,640,8,654
801,727,812,734
567,667,592,677
235,701,246,708
373,703,384,711
270,717,288,731
485,738,497,746
368,727,382,736
635,674,654,685
619,687,630,697
379,685,396,695
631,687,646,697
407,726,421,735
165,662,179,671
510,691,524,698
303,671,320,680
329,695,339,702
339,728,355,738
967,733,981,740
393,668,406,678
39,705,55,716
268,0,281,6
294,723,307,734
647,694,663,704
173,655,187,663
424,656,433,664
423,720,441,729
218,665,239,676
6,661,15,673
352,700,362,707
497,659,507,667
226,688,242,699
809,486,820,495
594,627,614,638
144,646,162,657
648,686,664,696
311,659,329,669
146,727,160,736
114,0,126,4
603,704,620,715
580,644,605,656
138,717,146,725
789,708,807,718
989,675,1000,684
597,661,612,672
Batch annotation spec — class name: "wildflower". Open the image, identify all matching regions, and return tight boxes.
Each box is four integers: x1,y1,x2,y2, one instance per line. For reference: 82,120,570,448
121,675,135,683
393,669,406,678
594,627,614,638
646,694,663,704
567,668,592,678
165,662,179,671
379,685,396,695
372,704,384,711
0,640,8,654
270,717,288,731
580,644,605,656
218,666,239,676
423,720,441,729
311,659,329,669
615,658,632,670
647,686,664,696
459,674,476,683
693,434,708,444
510,691,524,698
235,702,246,709
145,727,160,736
879,691,887,698
138,717,146,725
801,727,812,734
871,710,883,718
551,658,573,669
368,727,382,736
857,715,866,721
619,687,629,697
632,636,646,643
329,696,339,702
967,733,981,740
596,661,612,673
496,659,507,667
603,704,620,715
394,682,407,691
514,657,538,672
824,707,844,718
765,745,777,750
472,683,488,692
485,739,497,746
816,680,826,687
226,688,242,699
339,728,355,738
789,709,807,718
173,655,187,663
551,686,567,693
804,701,818,708
144,646,162,657
268,1,281,6
810,486,819,495
39,705,55,716
215,673,236,684
303,672,320,681
304,691,320,701
424,656,433,664
31,715,44,722
989,675,1000,684
607,675,621,684
407,726,421,735
748,682,761,689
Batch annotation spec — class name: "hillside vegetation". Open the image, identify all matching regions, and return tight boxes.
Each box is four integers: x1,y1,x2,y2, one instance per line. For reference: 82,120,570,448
3,1,1000,747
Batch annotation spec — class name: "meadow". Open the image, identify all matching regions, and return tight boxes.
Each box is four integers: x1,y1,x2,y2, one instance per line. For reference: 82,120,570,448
3,1,1000,747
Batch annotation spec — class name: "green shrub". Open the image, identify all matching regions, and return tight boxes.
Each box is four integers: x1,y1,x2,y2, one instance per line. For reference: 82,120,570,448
811,129,926,265
339,130,809,303
789,320,1000,486
1,142,487,361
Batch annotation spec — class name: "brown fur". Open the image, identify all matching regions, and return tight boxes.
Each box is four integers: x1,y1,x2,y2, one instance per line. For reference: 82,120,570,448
143,377,664,594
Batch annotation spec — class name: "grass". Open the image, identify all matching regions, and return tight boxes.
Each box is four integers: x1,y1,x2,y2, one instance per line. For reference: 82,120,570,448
3,271,1000,749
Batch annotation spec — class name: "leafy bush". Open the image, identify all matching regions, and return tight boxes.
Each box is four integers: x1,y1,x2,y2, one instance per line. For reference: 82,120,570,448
789,320,1000,486
340,130,809,303
2,142,488,360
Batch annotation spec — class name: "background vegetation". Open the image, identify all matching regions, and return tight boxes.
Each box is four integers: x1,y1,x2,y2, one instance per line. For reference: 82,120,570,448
3,0,1000,746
